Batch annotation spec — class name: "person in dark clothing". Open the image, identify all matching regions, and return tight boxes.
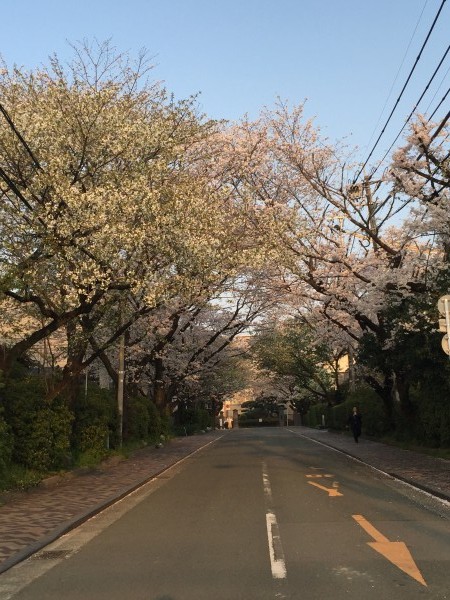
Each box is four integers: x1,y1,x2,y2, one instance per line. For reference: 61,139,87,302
348,406,362,443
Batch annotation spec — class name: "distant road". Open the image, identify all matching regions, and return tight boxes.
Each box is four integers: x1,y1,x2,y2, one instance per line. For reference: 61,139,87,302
2,428,449,599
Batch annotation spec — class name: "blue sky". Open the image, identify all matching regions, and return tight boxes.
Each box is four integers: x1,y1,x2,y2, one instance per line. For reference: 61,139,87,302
1,1,449,165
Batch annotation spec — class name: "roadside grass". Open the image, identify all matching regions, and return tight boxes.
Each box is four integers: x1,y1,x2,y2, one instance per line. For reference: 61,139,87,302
0,464,43,495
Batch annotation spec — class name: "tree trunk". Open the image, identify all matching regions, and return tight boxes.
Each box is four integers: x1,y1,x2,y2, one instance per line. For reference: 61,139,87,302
392,370,414,420
364,373,394,422
153,358,168,413
57,321,89,410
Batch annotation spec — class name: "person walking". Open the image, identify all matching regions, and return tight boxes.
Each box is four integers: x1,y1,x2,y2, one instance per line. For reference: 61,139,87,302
348,406,362,443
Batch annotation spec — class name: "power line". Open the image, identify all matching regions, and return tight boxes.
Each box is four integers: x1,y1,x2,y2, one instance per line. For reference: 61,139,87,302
359,107,450,212
0,101,41,169
429,84,450,118
392,108,450,204
369,43,450,177
353,0,447,183
429,107,450,142
424,62,450,113
364,0,430,151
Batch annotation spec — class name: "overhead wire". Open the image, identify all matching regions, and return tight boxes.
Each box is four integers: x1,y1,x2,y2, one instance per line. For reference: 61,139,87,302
363,0,430,152
429,107,450,142
388,108,450,205
0,101,41,169
429,83,450,118
424,62,450,113
0,99,113,269
353,0,447,183
369,43,450,177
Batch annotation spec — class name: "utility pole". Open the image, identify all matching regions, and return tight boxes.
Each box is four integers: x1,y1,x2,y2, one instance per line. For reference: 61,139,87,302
117,300,126,448
348,346,356,392
211,395,217,430
117,333,125,447
364,175,379,252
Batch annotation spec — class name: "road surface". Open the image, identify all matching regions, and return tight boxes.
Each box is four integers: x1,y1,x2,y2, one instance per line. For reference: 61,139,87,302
0,428,449,599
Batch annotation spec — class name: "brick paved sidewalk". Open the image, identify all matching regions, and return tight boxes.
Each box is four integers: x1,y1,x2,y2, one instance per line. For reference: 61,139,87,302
290,426,450,503
0,431,224,575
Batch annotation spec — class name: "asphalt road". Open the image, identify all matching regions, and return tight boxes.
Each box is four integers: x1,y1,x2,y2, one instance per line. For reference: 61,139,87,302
1,428,449,599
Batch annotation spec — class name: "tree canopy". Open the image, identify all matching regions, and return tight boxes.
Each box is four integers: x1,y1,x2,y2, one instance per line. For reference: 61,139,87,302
0,41,449,429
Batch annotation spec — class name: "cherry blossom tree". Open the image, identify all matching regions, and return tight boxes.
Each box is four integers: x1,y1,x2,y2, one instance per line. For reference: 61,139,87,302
96,271,276,413
220,103,449,418
0,42,255,401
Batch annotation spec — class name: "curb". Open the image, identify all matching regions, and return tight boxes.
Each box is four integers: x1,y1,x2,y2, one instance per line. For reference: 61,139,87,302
385,472,450,503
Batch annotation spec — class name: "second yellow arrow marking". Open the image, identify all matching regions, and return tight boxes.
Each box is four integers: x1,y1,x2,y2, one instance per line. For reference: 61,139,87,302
308,481,343,497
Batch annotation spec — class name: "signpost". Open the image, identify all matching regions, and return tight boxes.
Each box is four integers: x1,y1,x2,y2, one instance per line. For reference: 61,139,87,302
442,334,449,356
437,295,450,356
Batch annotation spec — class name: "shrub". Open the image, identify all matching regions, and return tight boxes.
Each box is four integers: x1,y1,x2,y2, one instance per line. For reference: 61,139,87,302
73,385,119,452
125,395,150,441
408,379,450,448
304,403,329,428
304,386,390,437
173,403,210,435
125,396,166,443
79,424,109,453
0,410,13,477
2,377,73,471
344,387,390,437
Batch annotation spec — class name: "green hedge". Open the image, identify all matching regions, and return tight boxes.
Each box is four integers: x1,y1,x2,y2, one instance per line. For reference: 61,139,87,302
0,409,13,476
125,395,166,443
1,375,175,474
303,387,390,436
73,385,119,455
2,377,73,471
303,383,450,447
173,404,211,436
402,381,450,447
303,403,329,428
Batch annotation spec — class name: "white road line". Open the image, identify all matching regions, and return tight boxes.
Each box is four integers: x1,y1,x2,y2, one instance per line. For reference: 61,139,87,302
262,463,287,580
266,513,287,579
262,464,273,503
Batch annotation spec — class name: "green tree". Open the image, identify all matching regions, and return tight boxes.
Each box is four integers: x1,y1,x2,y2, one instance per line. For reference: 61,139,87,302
358,279,450,444
250,320,335,403
241,394,280,418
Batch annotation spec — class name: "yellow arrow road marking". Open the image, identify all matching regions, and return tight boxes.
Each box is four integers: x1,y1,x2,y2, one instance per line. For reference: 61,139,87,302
353,514,389,542
308,481,343,497
352,515,426,586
